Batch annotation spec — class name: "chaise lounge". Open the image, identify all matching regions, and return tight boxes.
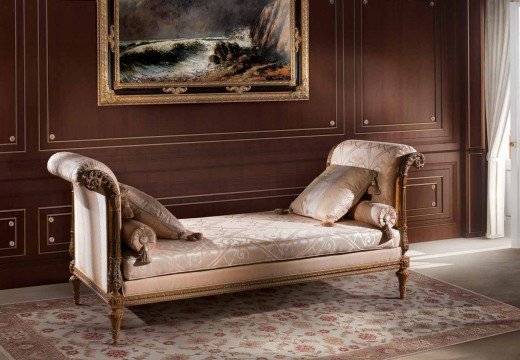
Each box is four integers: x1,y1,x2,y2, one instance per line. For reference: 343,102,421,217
47,139,425,345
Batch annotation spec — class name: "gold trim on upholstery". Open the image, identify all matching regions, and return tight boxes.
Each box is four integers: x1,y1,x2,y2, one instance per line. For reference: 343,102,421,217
124,260,401,306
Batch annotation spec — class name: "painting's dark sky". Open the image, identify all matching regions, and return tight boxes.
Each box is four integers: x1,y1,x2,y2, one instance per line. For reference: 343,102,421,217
119,0,274,40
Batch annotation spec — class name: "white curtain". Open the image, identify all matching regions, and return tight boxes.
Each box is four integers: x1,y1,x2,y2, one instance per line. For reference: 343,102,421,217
485,0,512,238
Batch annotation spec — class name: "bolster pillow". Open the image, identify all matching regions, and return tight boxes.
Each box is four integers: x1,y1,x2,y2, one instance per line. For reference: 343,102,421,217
350,201,397,242
351,200,397,228
120,183,203,242
122,219,157,265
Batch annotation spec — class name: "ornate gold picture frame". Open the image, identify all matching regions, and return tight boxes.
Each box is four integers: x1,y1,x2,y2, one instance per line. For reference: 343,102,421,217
98,0,309,106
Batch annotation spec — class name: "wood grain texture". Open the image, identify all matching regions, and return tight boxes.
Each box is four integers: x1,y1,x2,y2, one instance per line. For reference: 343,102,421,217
352,0,462,153
357,0,439,130
464,0,487,237
0,0,482,289
0,0,25,153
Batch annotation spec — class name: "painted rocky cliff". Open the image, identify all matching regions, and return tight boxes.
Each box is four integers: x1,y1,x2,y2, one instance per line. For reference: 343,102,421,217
204,0,292,82
251,0,291,63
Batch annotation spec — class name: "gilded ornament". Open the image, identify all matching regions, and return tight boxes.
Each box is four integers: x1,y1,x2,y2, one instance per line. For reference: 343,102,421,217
162,87,188,95
226,86,252,93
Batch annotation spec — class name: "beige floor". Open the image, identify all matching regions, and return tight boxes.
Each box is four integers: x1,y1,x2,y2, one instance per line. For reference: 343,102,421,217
0,238,518,359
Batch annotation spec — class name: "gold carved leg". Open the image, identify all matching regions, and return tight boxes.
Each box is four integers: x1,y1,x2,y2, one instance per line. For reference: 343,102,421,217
109,297,124,345
396,256,410,300
69,275,81,305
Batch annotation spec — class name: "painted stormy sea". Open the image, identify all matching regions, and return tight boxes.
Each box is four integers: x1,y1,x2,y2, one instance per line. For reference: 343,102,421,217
118,0,292,84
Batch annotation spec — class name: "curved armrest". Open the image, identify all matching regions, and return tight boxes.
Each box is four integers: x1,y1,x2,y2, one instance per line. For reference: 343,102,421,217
47,152,123,298
47,152,120,197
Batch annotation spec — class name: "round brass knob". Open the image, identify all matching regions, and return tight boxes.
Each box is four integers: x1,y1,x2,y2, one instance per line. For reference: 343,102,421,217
9,136,15,142
49,237,55,244
8,221,14,227
9,241,15,247
49,134,56,140
48,217,54,223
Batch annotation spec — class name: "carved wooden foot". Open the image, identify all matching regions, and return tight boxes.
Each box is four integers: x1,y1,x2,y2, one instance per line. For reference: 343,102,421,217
109,297,124,345
69,275,81,305
396,256,410,300
110,308,123,345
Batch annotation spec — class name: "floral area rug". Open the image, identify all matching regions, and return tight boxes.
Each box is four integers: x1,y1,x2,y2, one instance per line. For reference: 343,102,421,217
1,271,519,359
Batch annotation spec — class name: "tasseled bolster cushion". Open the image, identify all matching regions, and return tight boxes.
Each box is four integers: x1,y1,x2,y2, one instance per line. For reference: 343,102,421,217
122,219,157,265
120,183,203,242
349,200,397,243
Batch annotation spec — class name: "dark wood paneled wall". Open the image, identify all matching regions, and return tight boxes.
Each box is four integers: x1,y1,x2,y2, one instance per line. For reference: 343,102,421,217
0,0,485,289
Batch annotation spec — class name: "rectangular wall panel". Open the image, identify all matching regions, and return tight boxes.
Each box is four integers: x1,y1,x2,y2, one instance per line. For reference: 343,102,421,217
0,209,26,258
407,177,443,217
0,0,25,153
38,206,71,254
357,0,440,131
351,0,461,152
465,152,487,236
465,0,487,237
407,152,461,242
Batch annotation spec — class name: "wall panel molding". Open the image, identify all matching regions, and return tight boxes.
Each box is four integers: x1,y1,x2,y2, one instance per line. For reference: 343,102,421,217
463,0,487,237
407,152,461,242
408,164,456,225
37,0,347,151
351,0,462,153
355,0,442,133
0,0,25,154
38,206,71,254
0,209,26,259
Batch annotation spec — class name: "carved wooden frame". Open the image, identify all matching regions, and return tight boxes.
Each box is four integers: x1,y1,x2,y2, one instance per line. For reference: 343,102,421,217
67,151,425,344
97,0,310,105
395,152,426,298
68,169,124,343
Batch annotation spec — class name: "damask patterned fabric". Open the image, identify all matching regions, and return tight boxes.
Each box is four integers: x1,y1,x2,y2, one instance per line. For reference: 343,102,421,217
122,212,400,280
289,165,376,223
328,140,417,205
350,200,397,229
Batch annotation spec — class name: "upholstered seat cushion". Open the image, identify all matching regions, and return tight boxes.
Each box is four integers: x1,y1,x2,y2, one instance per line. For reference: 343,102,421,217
122,212,400,281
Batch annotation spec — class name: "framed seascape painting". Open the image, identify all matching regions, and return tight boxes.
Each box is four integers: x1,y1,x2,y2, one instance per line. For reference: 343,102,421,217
98,0,309,105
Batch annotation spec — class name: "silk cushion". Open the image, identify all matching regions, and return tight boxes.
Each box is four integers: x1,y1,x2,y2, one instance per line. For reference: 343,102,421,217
122,219,157,264
349,200,397,228
290,165,377,223
328,140,417,206
120,184,187,240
